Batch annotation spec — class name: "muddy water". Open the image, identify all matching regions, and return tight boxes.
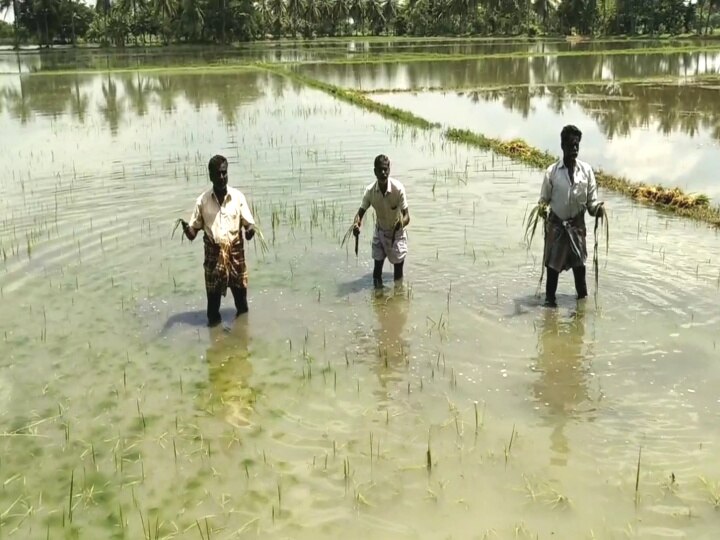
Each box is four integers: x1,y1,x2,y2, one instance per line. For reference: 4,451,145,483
1,51,720,539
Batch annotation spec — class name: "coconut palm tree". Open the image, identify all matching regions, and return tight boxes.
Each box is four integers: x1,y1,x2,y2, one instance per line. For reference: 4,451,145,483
365,0,384,34
381,0,397,34
287,0,301,36
0,0,21,49
331,0,350,35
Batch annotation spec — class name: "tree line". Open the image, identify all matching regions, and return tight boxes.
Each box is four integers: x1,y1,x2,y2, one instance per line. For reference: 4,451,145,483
1,0,719,48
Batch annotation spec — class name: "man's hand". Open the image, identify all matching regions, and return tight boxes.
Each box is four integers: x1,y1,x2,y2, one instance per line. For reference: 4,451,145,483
180,219,197,241
595,202,605,218
353,222,361,237
245,225,255,241
394,220,402,232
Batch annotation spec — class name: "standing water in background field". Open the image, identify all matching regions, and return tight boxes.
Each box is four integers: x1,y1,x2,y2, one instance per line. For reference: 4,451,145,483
1,43,720,539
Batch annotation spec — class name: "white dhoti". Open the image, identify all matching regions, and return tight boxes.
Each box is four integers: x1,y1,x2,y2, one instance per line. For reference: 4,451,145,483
372,226,408,264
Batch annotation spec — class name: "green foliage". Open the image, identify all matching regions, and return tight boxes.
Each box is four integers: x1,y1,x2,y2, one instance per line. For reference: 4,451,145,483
0,20,13,40
3,0,719,51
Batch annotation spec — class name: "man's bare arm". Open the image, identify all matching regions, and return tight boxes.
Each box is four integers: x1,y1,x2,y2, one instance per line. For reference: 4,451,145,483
353,208,366,235
180,220,198,241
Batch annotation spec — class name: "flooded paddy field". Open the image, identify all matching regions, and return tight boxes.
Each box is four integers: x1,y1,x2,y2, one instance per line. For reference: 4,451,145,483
1,41,720,539
370,81,720,199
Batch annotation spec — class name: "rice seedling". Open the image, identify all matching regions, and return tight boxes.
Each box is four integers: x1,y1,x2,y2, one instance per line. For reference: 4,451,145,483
698,476,720,507
634,446,642,507
340,224,358,257
426,429,433,472
592,205,611,300
252,225,270,257
522,202,548,249
504,424,516,468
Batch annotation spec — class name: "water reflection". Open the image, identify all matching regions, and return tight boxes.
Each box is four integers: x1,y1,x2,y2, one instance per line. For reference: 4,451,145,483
531,305,594,467
0,46,340,75
371,286,410,396
5,40,708,75
205,316,256,428
99,75,124,135
302,51,720,91
462,82,720,141
0,70,268,132
3,54,720,145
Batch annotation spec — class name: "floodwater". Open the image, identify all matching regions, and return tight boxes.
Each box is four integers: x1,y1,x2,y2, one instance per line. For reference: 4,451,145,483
299,51,720,90
1,43,720,539
371,82,720,199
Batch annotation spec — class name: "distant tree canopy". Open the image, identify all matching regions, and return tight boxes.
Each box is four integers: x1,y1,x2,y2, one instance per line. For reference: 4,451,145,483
0,0,717,47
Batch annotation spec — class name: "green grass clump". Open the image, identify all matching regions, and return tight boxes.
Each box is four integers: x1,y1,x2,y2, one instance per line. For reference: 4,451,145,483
445,129,556,169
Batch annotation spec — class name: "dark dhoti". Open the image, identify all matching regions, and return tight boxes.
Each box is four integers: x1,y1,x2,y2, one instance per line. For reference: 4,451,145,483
543,211,587,273
203,235,248,296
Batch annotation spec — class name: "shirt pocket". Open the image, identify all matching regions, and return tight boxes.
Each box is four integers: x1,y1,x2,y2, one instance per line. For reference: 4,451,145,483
572,179,588,204
222,207,240,231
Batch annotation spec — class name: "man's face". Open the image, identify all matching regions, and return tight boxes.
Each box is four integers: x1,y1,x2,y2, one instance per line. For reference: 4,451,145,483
211,162,228,192
561,135,580,161
374,162,390,188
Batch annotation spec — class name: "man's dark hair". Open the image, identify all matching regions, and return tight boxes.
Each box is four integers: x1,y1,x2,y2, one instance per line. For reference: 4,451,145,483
374,154,390,169
561,125,582,144
208,155,228,175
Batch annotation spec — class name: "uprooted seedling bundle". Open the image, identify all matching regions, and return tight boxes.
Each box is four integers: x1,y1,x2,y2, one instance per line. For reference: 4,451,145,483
523,202,610,299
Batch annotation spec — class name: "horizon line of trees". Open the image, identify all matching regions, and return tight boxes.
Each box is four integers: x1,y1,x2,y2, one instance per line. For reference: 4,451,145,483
1,0,720,49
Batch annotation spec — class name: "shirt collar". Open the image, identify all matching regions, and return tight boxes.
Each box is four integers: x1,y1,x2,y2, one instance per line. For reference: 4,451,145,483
558,160,578,171
212,188,232,205
374,178,392,195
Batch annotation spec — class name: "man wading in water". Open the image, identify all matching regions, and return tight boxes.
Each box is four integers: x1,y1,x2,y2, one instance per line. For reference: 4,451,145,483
539,125,604,307
179,155,256,326
352,154,410,289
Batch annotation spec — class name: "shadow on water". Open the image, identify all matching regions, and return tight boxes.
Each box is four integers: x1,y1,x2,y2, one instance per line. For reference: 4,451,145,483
203,314,257,428
159,307,238,334
530,303,598,467
336,273,374,296
336,271,407,297
510,291,583,318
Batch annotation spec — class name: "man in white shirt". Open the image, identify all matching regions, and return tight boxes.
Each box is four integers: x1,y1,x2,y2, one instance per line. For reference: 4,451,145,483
180,155,256,326
539,125,604,307
352,155,410,289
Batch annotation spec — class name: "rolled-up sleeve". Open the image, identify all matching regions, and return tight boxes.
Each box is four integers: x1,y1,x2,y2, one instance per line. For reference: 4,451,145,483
586,166,600,216
539,167,552,205
398,184,408,211
239,194,255,227
360,186,372,211
189,196,204,230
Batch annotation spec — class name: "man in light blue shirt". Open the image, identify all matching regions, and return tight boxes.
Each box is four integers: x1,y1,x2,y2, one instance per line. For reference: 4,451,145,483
539,125,605,307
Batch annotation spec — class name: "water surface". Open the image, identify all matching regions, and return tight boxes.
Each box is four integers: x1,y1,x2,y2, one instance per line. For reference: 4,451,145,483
371,82,720,199
1,52,720,539
299,51,720,90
